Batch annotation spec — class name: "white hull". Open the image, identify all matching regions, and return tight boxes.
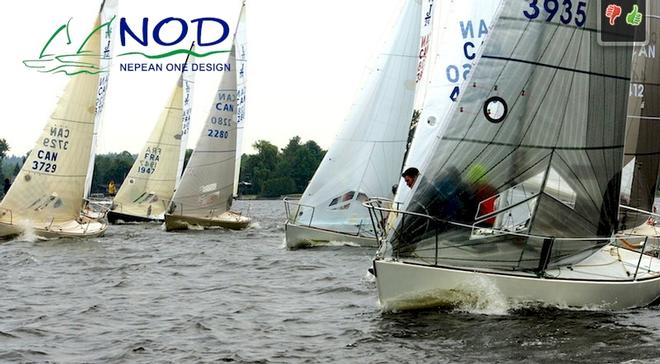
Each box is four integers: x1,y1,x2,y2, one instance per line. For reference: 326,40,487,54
374,245,660,311
0,219,107,240
285,222,378,249
164,211,251,231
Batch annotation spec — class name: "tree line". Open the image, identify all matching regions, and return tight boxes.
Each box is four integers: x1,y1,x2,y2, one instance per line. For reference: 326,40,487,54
0,136,325,199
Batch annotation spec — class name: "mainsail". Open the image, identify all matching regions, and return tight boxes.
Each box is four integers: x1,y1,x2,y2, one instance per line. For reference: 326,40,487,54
293,0,421,236
396,0,502,203
110,54,194,220
391,0,633,270
168,4,245,219
620,10,660,228
0,6,112,232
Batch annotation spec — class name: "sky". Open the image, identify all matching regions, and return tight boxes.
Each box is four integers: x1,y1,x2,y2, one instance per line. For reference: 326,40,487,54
0,0,405,156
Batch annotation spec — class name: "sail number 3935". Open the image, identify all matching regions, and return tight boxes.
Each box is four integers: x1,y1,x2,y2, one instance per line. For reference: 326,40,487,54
523,0,587,27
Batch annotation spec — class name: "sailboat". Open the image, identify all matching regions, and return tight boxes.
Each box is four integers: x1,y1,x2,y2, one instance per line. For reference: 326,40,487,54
0,1,115,240
618,12,660,235
283,0,421,249
364,0,660,311
106,50,194,224
164,2,250,232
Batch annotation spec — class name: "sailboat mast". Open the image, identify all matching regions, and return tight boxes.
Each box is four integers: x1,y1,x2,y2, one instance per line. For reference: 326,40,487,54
84,0,116,199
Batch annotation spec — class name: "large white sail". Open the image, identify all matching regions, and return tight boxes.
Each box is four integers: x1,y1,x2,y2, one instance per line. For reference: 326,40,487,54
293,0,421,236
395,0,502,203
0,11,109,233
110,54,194,220
233,2,247,197
169,48,239,219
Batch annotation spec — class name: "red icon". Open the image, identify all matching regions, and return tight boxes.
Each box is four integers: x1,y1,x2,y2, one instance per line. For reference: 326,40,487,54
605,4,623,25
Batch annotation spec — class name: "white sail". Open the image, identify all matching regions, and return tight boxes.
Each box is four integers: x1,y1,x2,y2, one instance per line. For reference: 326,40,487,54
110,55,194,220
233,2,247,197
395,0,502,203
84,0,117,198
0,13,108,233
169,49,238,218
293,0,421,236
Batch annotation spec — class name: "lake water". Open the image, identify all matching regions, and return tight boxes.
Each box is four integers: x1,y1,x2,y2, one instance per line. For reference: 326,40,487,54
2,200,660,363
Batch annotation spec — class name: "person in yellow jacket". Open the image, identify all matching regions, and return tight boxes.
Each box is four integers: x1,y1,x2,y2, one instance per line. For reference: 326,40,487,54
108,180,117,196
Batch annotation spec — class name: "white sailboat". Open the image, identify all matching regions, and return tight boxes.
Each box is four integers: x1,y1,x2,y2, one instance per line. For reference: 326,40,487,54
164,2,250,231
0,1,115,240
364,0,660,311
107,50,194,224
283,0,421,249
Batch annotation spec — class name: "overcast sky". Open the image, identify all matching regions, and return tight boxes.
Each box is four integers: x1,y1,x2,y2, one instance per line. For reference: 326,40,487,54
0,0,404,156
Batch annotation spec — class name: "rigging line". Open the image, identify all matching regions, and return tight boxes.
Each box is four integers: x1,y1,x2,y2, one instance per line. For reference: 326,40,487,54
627,115,660,120
440,137,624,150
481,55,631,81
498,17,600,35
624,151,660,156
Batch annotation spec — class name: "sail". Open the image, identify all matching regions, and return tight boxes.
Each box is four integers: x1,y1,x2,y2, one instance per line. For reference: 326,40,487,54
84,0,117,198
294,0,421,235
111,55,194,219
391,0,633,270
620,9,660,228
169,47,238,218
0,12,108,225
395,0,502,203
233,2,247,197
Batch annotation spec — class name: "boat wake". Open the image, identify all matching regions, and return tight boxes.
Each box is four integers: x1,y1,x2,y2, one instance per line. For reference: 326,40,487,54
14,220,38,243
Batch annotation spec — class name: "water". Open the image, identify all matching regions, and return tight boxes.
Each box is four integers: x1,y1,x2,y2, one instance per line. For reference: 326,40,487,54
2,200,660,363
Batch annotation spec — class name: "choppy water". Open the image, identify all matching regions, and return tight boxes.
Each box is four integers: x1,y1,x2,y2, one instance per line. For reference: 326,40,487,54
2,200,660,363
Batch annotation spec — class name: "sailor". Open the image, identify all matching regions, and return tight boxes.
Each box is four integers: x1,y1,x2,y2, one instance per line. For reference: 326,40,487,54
401,167,419,188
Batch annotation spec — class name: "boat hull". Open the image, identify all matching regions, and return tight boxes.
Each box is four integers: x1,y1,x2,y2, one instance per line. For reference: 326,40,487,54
107,210,162,224
164,211,251,231
0,219,107,240
374,247,660,312
285,222,378,249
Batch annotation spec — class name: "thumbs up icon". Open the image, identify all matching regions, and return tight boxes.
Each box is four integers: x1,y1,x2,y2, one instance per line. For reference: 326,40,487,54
626,4,643,26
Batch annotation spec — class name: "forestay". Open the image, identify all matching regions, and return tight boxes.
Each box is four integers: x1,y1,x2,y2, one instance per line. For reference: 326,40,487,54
294,0,421,235
390,0,633,270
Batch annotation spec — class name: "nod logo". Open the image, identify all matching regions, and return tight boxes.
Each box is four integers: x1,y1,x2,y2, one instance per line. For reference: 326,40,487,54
23,16,115,76
24,16,232,75
599,0,648,45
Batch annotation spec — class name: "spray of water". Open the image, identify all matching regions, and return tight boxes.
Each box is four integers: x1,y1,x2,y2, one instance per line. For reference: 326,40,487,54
15,219,38,242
